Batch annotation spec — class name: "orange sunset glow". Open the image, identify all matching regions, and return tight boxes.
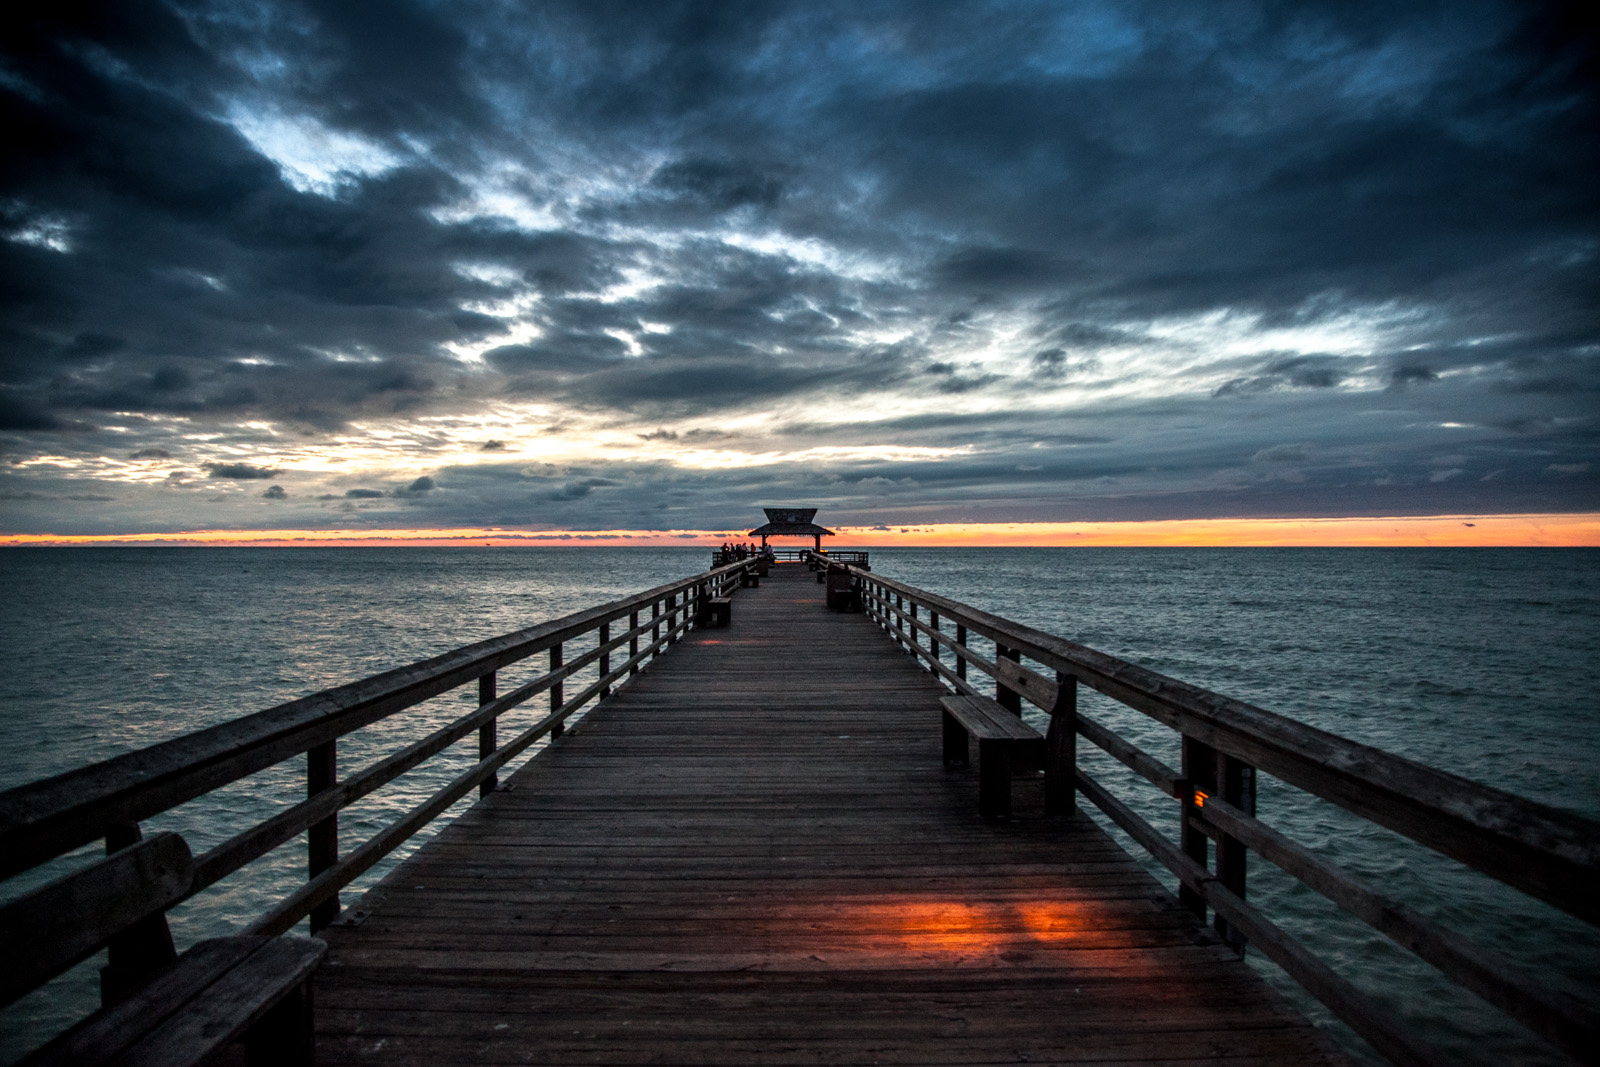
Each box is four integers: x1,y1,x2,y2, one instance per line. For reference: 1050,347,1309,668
4,513,1596,548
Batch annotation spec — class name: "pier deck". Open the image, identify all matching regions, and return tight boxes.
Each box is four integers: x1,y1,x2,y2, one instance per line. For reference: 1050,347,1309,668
315,565,1347,1065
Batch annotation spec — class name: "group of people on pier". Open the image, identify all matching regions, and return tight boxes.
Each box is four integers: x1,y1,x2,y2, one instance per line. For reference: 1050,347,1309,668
714,541,773,566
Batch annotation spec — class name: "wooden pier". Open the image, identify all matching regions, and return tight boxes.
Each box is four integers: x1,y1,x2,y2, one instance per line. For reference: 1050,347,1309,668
3,552,1596,1067
313,563,1344,1065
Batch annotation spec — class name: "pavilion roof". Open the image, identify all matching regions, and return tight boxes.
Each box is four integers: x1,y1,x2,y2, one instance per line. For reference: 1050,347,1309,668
749,506,834,538
748,522,834,537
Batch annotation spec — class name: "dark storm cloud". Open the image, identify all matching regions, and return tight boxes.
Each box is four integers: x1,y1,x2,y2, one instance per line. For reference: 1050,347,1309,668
205,461,276,479
1,0,1595,530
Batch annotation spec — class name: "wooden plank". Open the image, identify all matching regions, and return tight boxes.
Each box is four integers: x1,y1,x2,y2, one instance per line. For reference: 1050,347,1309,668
23,937,259,1066
852,568,1600,924
939,695,1040,741
315,566,1349,1067
112,936,325,1067
0,832,192,1006
0,562,753,879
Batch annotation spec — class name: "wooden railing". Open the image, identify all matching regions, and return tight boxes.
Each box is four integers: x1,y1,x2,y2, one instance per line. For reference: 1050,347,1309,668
0,560,756,997
727,548,869,566
828,558,1598,1067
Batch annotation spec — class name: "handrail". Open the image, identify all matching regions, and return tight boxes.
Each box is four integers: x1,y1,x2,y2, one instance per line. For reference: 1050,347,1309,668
0,558,756,974
0,560,752,882
823,554,1599,1067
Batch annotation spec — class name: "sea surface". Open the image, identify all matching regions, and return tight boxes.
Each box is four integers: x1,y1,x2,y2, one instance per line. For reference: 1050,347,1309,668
1,546,1596,1064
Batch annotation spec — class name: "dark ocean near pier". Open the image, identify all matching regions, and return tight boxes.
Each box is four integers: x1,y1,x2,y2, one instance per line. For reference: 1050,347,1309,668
1,546,1596,1065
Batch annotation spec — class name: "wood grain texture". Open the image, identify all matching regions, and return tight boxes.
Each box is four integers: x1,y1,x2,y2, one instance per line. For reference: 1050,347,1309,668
854,569,1600,925
315,565,1349,1066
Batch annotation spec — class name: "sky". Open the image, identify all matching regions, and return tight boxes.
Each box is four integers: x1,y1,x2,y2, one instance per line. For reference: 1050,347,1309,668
1,1,1597,544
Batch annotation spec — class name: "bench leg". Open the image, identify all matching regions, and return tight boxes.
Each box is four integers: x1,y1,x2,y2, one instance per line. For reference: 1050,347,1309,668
942,710,968,766
977,739,1012,820
244,980,315,1067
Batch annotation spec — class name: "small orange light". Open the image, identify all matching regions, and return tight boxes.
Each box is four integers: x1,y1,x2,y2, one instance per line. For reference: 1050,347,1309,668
1193,789,1208,808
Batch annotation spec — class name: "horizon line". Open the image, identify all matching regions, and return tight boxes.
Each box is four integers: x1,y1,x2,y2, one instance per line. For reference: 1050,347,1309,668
2,513,1598,548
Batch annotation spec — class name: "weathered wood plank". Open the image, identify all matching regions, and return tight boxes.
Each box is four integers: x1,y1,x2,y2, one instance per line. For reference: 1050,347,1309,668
0,564,750,879
855,568,1600,924
0,832,191,1006
315,565,1348,1066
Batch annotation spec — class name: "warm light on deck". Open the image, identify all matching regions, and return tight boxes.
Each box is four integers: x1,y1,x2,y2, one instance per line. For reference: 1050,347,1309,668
828,898,1091,955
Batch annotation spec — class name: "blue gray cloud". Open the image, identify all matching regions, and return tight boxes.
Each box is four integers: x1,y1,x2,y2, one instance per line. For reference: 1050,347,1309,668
0,0,1595,533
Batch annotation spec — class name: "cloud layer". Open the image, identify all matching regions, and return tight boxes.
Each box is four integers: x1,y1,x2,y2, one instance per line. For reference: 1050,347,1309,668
1,0,1595,534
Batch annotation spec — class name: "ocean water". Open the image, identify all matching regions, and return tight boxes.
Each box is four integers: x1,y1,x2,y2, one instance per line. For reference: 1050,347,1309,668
1,546,1596,1064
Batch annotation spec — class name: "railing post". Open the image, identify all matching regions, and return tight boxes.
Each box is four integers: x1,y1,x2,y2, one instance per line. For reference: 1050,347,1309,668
1179,734,1217,922
909,602,920,658
100,821,176,1005
995,645,1023,713
599,622,612,698
956,624,968,682
894,594,905,644
1045,672,1077,816
1214,751,1255,954
308,740,338,930
929,610,940,672
653,600,663,653
629,610,640,675
694,581,711,627
478,671,498,799
667,593,679,645
550,643,564,738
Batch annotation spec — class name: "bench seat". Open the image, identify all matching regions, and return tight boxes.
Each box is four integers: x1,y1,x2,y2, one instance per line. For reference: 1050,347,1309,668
25,934,325,1067
705,596,732,627
941,695,1044,819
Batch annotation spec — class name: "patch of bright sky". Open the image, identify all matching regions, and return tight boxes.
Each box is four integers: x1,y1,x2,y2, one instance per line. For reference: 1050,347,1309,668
592,263,670,305
661,443,972,471
225,102,401,196
1146,301,1420,362
5,212,72,253
606,329,644,356
431,185,563,231
452,261,524,287
721,230,901,283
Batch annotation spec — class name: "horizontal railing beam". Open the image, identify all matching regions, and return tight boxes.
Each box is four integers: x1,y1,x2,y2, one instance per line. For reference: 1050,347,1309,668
0,563,745,880
850,567,1600,924
243,608,694,937
1074,769,1455,1067
1194,794,1599,1060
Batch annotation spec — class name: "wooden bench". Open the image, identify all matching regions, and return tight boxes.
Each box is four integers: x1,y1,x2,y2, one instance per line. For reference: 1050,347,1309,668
941,695,1044,819
3,831,325,1066
825,567,860,611
705,596,732,627
740,569,760,587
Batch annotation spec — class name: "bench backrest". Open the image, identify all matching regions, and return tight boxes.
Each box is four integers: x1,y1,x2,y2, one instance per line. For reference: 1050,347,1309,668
0,832,193,1006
